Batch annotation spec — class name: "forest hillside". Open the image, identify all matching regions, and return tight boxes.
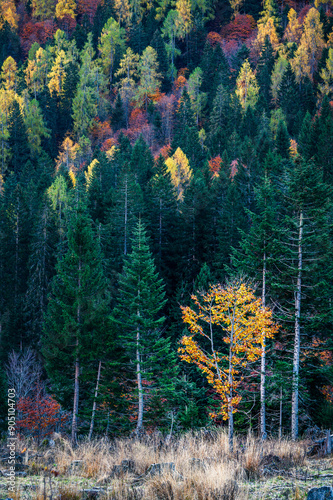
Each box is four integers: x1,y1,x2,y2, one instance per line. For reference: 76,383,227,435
0,0,332,449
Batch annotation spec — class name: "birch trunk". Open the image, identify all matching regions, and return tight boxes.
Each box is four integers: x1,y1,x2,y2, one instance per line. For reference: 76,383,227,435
228,306,235,453
136,325,144,434
260,252,267,440
292,210,303,441
279,386,283,439
88,360,102,441
72,258,82,445
72,347,80,445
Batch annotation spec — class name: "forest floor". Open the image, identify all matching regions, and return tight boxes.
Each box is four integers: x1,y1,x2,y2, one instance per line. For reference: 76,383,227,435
0,431,332,500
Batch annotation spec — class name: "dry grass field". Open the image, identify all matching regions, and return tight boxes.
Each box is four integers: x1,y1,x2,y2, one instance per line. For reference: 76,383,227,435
0,431,332,500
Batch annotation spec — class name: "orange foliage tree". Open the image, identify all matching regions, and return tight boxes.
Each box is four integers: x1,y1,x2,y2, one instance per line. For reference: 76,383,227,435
221,14,256,42
179,280,278,451
208,155,223,178
17,383,70,443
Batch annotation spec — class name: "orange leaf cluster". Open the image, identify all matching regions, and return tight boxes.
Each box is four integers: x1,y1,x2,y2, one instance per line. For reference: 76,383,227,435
179,282,278,421
17,384,70,439
320,385,333,403
221,14,256,42
207,32,222,47
20,20,56,55
208,155,223,178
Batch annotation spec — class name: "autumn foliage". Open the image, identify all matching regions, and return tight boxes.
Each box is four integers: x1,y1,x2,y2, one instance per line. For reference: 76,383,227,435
221,14,256,42
17,383,70,441
179,281,278,421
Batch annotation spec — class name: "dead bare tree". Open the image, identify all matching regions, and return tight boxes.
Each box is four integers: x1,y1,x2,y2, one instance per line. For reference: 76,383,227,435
6,348,42,400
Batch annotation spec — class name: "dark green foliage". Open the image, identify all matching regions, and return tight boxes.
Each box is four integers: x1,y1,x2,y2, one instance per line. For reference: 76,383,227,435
112,93,126,131
42,191,110,412
277,63,300,136
172,90,204,169
0,20,20,68
8,101,30,178
130,134,154,187
0,176,33,359
275,119,290,158
151,29,170,92
256,37,275,111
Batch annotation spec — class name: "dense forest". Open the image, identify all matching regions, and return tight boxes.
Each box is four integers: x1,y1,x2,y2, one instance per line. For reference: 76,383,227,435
0,0,332,445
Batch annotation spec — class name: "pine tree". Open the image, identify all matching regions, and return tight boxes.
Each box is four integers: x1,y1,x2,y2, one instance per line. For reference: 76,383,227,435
8,100,30,177
42,190,110,444
172,89,203,170
277,63,300,136
111,220,172,434
256,37,275,111
129,134,154,188
0,175,33,357
275,119,290,158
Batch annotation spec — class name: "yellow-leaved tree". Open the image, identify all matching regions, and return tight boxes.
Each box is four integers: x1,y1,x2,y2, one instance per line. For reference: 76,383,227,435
235,59,259,111
179,279,278,452
165,147,192,203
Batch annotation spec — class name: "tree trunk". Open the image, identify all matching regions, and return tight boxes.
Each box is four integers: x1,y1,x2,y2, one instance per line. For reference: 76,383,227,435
279,386,283,439
136,326,144,434
88,360,102,441
228,306,236,453
124,175,128,255
72,258,82,445
292,210,303,441
72,348,79,445
260,252,267,440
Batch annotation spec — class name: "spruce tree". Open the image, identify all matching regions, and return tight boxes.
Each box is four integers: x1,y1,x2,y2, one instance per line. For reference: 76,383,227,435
8,100,30,177
42,190,110,444
111,220,173,434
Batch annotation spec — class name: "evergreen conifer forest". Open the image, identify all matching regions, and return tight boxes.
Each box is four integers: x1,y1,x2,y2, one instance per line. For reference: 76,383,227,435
0,0,333,446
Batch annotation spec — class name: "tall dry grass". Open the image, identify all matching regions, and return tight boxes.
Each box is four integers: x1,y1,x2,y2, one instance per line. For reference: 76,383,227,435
8,430,309,500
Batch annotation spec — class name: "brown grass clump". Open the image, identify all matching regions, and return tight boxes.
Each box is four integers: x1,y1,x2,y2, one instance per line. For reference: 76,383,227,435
55,484,81,500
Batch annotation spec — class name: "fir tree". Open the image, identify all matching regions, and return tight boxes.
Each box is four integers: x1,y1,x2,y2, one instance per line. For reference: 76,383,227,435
42,190,110,444
111,220,173,434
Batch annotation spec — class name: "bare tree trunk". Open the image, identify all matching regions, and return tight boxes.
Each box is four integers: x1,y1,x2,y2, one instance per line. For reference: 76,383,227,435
228,306,236,453
292,210,303,441
260,252,267,440
72,348,80,446
279,386,283,439
72,258,82,446
88,360,102,441
136,325,144,434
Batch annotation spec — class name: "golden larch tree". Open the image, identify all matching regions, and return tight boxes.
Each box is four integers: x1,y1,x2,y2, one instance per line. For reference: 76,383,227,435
236,59,259,111
1,56,17,92
165,147,192,202
0,0,18,29
292,7,324,81
284,8,302,44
